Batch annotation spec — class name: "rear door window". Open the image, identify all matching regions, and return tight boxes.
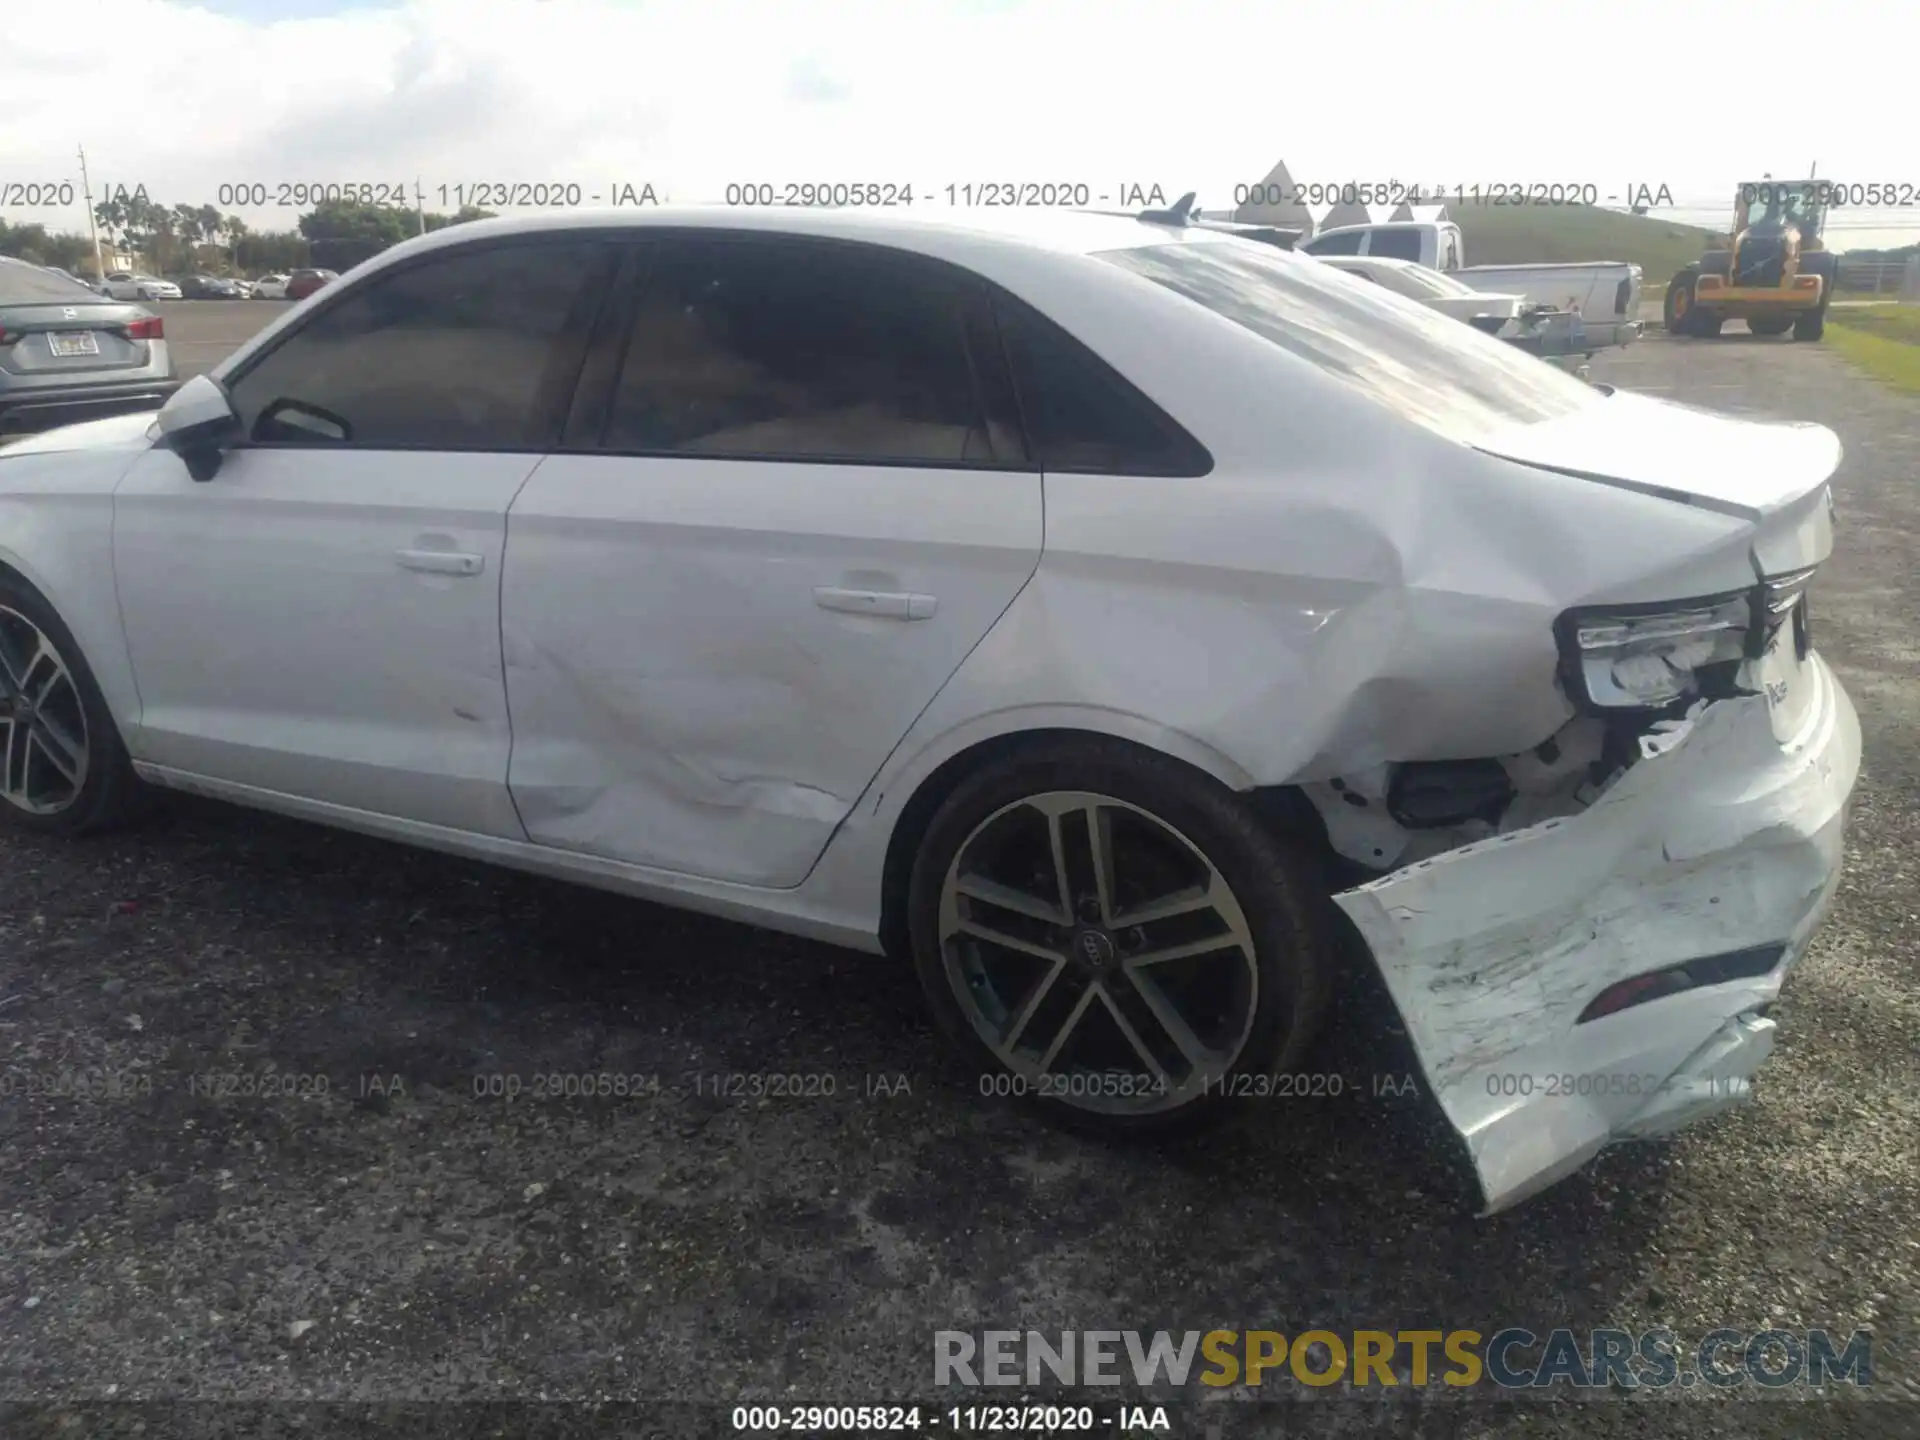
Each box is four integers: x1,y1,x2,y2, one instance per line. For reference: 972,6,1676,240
601,236,1012,466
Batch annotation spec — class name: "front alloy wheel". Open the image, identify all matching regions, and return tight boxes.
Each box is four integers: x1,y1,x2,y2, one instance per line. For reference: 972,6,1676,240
0,579,138,834
909,742,1332,1132
0,605,90,815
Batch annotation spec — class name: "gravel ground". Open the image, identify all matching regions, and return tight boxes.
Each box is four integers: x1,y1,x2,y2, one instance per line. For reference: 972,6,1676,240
1,319,1916,1439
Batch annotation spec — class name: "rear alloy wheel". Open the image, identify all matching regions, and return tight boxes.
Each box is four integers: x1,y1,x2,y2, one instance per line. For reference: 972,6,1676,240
0,582,138,834
1748,315,1793,337
909,743,1332,1133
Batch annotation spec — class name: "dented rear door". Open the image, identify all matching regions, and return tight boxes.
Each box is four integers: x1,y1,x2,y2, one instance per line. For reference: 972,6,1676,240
500,235,1042,888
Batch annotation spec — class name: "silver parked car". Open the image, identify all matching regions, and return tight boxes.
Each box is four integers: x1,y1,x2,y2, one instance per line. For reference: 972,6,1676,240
100,271,182,302
0,259,178,435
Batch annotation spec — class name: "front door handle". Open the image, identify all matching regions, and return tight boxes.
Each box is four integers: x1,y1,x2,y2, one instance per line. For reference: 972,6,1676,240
813,586,937,620
396,548,485,577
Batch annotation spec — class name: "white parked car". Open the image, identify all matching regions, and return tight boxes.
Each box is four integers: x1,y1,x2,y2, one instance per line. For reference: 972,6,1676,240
1310,253,1526,328
1300,221,1643,350
0,209,1856,1213
100,272,182,302
251,274,290,300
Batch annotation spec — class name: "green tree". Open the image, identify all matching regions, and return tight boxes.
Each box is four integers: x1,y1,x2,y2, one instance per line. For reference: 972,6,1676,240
92,193,130,250
297,200,416,248
235,228,309,273
120,192,169,269
220,214,248,272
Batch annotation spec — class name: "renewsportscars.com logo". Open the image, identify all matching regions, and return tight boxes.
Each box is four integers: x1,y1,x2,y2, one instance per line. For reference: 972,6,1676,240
934,1328,1873,1391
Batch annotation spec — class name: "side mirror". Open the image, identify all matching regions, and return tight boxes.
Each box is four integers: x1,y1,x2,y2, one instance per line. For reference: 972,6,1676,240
155,374,240,482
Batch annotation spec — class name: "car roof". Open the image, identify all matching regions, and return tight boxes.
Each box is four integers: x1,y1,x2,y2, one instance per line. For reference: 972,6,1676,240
361,205,1241,271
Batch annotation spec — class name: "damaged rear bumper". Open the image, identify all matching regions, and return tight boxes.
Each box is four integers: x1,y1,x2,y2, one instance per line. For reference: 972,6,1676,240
1332,653,1859,1214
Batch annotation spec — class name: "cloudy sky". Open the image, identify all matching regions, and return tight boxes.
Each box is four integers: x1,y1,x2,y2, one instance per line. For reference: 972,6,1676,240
2,0,1915,249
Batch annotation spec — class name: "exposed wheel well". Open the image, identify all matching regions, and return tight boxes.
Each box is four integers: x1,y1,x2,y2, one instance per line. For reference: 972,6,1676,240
874,727,1331,960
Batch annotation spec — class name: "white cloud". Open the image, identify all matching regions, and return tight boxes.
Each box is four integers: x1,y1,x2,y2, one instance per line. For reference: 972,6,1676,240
0,0,1909,243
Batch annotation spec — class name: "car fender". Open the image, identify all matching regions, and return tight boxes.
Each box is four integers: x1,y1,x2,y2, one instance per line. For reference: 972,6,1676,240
0,457,151,742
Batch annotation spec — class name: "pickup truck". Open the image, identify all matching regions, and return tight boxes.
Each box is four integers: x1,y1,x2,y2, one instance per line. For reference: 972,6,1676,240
1296,220,1642,352
1310,254,1592,375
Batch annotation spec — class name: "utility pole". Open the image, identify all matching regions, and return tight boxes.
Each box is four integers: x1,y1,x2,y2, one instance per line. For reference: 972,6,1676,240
77,144,106,281
415,177,426,236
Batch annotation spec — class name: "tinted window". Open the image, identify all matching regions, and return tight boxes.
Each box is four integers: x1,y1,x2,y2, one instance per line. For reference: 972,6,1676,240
1441,230,1461,269
1101,240,1599,441
1368,229,1424,262
227,242,607,449
602,239,1003,464
995,298,1210,477
1303,230,1363,255
0,259,102,304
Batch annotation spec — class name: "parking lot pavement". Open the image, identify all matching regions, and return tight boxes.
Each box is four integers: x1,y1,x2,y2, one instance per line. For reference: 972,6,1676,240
152,300,288,380
1,330,1915,1435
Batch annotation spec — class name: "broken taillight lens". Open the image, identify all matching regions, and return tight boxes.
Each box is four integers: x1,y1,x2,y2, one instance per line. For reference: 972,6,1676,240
1556,568,1822,712
1558,593,1751,709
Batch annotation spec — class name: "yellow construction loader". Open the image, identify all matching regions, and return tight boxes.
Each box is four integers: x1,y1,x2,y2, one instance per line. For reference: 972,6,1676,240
1664,180,1838,340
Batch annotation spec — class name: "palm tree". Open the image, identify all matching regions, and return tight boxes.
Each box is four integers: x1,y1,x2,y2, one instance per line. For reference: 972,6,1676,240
222,214,249,273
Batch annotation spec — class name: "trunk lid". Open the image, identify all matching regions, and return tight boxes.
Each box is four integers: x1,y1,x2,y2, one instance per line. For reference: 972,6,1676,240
0,301,155,377
1472,389,1841,521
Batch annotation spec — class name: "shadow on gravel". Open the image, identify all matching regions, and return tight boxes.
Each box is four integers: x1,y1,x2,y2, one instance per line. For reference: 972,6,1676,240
0,789,1680,1398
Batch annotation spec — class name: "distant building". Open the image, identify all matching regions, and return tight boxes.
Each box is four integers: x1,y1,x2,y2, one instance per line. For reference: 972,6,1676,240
1232,157,1314,237
1320,198,1373,230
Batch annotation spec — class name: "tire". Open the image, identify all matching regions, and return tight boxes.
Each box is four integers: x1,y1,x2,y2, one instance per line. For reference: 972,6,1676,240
1793,307,1826,341
0,575,140,836
907,738,1334,1136
1748,315,1793,336
1663,271,1698,334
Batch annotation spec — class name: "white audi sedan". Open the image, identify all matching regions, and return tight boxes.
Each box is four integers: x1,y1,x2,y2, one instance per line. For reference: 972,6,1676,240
0,207,1857,1212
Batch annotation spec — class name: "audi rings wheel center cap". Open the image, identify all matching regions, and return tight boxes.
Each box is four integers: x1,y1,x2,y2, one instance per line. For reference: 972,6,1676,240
1072,927,1118,973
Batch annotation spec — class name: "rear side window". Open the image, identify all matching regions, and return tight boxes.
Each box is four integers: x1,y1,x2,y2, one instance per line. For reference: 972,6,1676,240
1303,230,1363,256
602,238,1010,466
1368,229,1424,262
994,298,1211,477
0,260,100,304
1101,240,1599,443
227,241,610,450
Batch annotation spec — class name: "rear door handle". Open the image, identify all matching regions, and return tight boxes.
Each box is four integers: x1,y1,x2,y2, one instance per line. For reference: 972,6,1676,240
813,586,937,620
396,548,485,577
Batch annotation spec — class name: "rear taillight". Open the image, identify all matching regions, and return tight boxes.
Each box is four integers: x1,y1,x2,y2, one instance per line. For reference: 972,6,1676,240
124,317,163,340
0,325,13,346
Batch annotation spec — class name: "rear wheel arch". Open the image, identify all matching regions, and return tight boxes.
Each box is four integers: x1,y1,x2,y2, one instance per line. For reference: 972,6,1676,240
875,724,1325,961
